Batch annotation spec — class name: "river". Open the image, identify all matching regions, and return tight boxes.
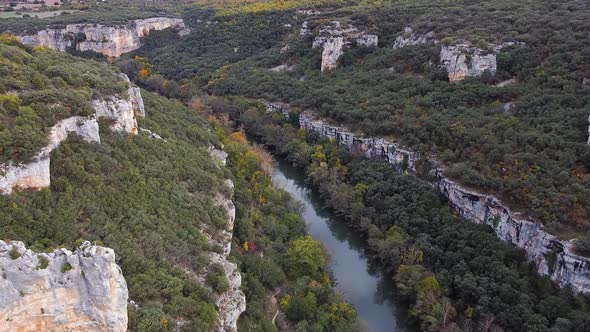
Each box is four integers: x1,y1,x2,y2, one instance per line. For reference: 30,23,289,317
270,158,413,332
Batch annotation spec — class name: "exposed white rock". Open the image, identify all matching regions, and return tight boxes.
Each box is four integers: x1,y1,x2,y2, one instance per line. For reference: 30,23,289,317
0,116,99,195
312,21,378,71
436,175,590,293
300,21,311,37
0,74,144,194
296,9,321,16
18,17,188,57
495,77,517,87
207,147,246,331
210,252,246,332
139,127,164,140
0,240,128,331
263,100,290,117
440,44,497,82
209,145,229,167
298,112,418,171
269,64,294,72
93,79,145,135
393,27,437,49
293,109,590,294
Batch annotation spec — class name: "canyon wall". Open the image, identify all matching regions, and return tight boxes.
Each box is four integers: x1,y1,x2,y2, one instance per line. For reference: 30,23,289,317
0,74,143,195
208,146,247,332
0,240,128,332
311,21,378,71
0,116,100,195
291,109,590,294
18,17,189,57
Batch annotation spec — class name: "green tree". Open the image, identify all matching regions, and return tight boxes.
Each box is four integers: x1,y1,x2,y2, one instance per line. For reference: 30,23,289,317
285,236,326,280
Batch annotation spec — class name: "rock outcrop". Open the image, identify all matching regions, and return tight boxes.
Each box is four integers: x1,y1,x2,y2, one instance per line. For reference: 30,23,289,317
18,17,189,57
311,21,378,71
207,146,246,332
298,112,418,171
0,116,100,194
392,27,437,49
293,109,590,294
0,74,144,194
440,43,497,82
94,74,145,135
0,240,128,332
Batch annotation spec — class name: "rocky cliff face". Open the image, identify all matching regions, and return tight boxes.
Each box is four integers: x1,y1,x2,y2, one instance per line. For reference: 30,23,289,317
0,116,100,195
392,27,437,49
18,17,189,57
0,240,128,332
440,44,497,82
311,21,378,71
0,74,143,194
293,110,590,294
94,74,145,135
297,112,419,171
207,146,246,332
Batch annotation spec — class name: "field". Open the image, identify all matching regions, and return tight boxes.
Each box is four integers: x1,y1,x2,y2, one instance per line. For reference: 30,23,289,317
0,10,78,19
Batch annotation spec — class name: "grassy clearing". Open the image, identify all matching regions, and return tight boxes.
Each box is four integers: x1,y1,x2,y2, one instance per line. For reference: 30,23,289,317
0,10,78,19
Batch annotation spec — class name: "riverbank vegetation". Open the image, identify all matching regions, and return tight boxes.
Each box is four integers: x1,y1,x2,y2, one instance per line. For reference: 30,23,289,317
212,117,358,331
201,96,590,331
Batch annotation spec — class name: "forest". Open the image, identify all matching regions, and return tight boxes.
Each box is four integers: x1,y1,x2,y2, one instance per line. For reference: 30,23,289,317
0,36,126,163
128,0,590,240
0,39,354,331
2,0,590,330
204,96,590,332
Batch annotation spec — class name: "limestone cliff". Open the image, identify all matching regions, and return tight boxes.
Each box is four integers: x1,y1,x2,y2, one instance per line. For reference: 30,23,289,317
392,27,437,49
311,21,378,71
0,240,128,332
0,116,100,194
18,17,189,57
207,146,247,332
94,74,145,135
440,43,497,82
293,110,590,294
0,74,144,194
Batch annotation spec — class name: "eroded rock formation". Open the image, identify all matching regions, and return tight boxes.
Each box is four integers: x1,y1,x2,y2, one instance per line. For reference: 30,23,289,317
0,116,99,194
0,74,144,194
94,75,145,135
18,17,189,57
311,21,378,71
392,27,437,49
207,146,246,332
0,240,128,332
293,109,590,294
440,44,497,82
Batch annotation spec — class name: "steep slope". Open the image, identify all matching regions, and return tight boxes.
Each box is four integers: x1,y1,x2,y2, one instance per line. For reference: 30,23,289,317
0,40,246,331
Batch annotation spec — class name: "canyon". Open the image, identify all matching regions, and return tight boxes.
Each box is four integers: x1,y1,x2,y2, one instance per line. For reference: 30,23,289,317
0,240,128,332
17,17,189,57
265,103,590,294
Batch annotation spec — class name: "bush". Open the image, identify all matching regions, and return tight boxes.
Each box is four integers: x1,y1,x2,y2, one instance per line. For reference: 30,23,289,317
206,264,230,294
62,262,72,273
36,256,49,270
9,246,21,260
